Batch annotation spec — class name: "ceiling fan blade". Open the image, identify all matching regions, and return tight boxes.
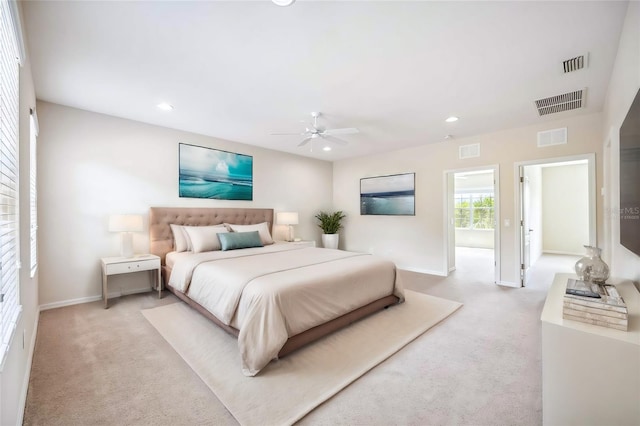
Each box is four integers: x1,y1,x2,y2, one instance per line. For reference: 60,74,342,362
297,137,312,147
323,135,349,146
323,127,359,136
271,132,306,136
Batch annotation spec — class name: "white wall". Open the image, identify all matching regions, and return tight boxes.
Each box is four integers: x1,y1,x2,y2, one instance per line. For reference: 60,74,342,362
602,0,640,283
0,3,39,425
541,164,589,255
37,102,333,307
333,113,604,284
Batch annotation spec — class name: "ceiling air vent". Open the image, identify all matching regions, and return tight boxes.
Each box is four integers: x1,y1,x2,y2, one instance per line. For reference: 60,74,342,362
534,88,586,116
459,143,480,159
563,53,588,73
537,127,567,148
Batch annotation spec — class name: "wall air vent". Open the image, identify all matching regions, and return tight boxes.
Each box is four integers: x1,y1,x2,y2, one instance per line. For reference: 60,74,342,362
537,127,567,148
563,53,588,73
534,88,586,116
459,143,480,159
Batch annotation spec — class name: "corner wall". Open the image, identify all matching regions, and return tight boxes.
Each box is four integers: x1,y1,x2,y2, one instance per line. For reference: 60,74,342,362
602,0,640,282
36,102,333,307
333,113,604,284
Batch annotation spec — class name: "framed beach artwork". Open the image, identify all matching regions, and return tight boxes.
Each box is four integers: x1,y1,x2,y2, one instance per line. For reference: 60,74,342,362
360,172,415,215
178,143,253,200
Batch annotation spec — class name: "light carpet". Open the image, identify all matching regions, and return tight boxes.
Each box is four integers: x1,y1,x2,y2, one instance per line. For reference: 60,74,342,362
142,289,462,426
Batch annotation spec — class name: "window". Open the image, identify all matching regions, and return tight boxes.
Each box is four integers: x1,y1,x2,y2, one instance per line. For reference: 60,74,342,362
0,0,21,361
454,193,495,230
30,109,37,276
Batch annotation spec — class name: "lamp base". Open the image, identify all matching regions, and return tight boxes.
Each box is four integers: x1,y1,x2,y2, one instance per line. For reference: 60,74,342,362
121,232,134,258
286,225,295,242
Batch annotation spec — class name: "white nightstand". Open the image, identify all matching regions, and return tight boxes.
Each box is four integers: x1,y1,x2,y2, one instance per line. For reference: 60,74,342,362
101,254,161,309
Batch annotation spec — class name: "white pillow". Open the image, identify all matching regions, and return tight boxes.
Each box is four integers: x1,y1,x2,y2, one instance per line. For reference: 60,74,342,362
183,225,229,253
226,222,274,245
170,224,191,252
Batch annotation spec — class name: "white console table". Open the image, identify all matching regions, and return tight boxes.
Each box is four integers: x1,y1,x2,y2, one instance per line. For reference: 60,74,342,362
541,273,640,426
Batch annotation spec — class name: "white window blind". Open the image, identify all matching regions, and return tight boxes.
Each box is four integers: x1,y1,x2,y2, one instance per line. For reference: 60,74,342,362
0,0,21,360
30,109,37,277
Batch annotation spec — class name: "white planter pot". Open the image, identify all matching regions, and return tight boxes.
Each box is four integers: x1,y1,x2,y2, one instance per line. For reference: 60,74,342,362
322,233,339,249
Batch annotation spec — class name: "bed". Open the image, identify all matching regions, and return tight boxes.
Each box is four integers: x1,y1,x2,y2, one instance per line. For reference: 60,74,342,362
149,207,404,376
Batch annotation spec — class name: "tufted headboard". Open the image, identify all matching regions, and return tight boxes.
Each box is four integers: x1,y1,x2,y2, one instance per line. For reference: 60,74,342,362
149,207,274,264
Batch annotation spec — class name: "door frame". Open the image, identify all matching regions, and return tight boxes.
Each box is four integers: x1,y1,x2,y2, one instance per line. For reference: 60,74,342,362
514,153,596,286
443,164,501,284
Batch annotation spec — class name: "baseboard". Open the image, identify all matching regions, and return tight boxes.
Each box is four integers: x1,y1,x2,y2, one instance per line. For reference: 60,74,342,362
17,307,40,426
40,287,153,311
543,250,582,256
399,266,448,277
497,280,520,288
40,295,102,311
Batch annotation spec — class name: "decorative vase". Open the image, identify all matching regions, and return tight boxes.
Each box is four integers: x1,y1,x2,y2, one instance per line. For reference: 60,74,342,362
574,245,610,284
321,233,339,249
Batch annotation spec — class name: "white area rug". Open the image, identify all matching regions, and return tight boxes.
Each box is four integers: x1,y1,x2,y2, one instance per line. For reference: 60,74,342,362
142,290,462,426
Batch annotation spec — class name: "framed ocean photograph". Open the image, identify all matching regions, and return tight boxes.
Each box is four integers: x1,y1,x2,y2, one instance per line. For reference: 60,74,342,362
178,143,253,200
360,172,415,215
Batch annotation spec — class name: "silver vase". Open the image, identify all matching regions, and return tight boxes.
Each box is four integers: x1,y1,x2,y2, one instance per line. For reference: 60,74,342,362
574,245,610,284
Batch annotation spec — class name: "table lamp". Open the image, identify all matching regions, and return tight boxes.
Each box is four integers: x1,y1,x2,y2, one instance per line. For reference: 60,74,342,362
277,211,299,242
109,214,143,257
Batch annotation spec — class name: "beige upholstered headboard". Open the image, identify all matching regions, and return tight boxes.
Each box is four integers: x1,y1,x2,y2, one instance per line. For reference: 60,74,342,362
149,207,274,264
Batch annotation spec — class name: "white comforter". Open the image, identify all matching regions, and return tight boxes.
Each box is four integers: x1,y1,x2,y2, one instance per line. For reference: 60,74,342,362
168,244,404,376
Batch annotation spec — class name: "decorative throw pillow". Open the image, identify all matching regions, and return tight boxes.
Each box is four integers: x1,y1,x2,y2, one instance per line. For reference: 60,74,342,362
225,222,274,245
183,225,229,253
218,231,264,251
170,224,191,252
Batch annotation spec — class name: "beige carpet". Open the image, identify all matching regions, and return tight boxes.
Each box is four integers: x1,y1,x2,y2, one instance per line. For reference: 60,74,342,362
142,289,462,426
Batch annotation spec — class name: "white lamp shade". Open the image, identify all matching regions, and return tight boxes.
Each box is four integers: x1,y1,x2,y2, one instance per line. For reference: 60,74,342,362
109,215,143,233
277,212,299,225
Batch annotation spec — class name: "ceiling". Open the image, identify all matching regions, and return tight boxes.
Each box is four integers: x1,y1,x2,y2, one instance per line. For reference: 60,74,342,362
22,1,628,161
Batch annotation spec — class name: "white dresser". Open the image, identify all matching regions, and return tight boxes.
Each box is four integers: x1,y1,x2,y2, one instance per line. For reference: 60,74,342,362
541,273,640,425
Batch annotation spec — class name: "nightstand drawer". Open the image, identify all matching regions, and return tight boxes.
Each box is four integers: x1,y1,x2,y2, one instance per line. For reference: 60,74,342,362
105,258,160,275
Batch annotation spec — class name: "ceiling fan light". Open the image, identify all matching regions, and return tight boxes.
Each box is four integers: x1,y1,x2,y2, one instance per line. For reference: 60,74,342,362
157,102,174,111
272,0,295,6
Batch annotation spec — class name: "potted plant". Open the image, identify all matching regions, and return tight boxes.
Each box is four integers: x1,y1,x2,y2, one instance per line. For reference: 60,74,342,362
315,211,346,249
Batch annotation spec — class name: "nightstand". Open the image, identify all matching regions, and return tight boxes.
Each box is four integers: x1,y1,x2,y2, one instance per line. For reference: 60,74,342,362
101,254,161,309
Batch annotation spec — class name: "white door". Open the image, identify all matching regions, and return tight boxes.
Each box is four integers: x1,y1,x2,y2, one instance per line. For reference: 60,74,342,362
519,166,531,287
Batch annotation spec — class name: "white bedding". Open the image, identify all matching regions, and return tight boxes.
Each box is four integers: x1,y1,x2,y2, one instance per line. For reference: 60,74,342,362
167,244,404,376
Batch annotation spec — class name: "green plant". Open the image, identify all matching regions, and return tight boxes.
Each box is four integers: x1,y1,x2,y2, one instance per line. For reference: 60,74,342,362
315,211,346,234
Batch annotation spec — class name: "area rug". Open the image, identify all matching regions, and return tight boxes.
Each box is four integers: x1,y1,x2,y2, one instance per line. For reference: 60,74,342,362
142,290,462,426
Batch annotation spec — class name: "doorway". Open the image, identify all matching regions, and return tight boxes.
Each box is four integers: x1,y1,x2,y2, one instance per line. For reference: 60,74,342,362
516,154,596,287
445,165,500,284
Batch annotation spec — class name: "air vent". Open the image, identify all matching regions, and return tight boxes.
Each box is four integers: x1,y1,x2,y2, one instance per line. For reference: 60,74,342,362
537,128,567,147
563,53,588,73
459,143,480,159
534,88,586,116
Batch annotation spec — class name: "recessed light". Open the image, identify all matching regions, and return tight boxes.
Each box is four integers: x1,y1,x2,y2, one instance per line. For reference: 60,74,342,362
445,116,459,123
323,146,332,152
157,102,174,111
272,0,295,6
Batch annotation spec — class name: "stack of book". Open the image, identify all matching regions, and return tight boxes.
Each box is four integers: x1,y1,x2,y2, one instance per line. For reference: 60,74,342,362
563,278,628,331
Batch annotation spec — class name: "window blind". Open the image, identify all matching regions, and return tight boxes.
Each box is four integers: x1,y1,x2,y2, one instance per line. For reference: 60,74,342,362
30,109,37,277
0,0,21,360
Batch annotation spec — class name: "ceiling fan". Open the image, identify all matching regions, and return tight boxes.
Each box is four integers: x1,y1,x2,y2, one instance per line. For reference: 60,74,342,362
271,112,359,148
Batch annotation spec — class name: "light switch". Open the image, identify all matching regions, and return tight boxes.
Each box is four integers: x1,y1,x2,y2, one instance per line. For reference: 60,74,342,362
504,219,510,227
